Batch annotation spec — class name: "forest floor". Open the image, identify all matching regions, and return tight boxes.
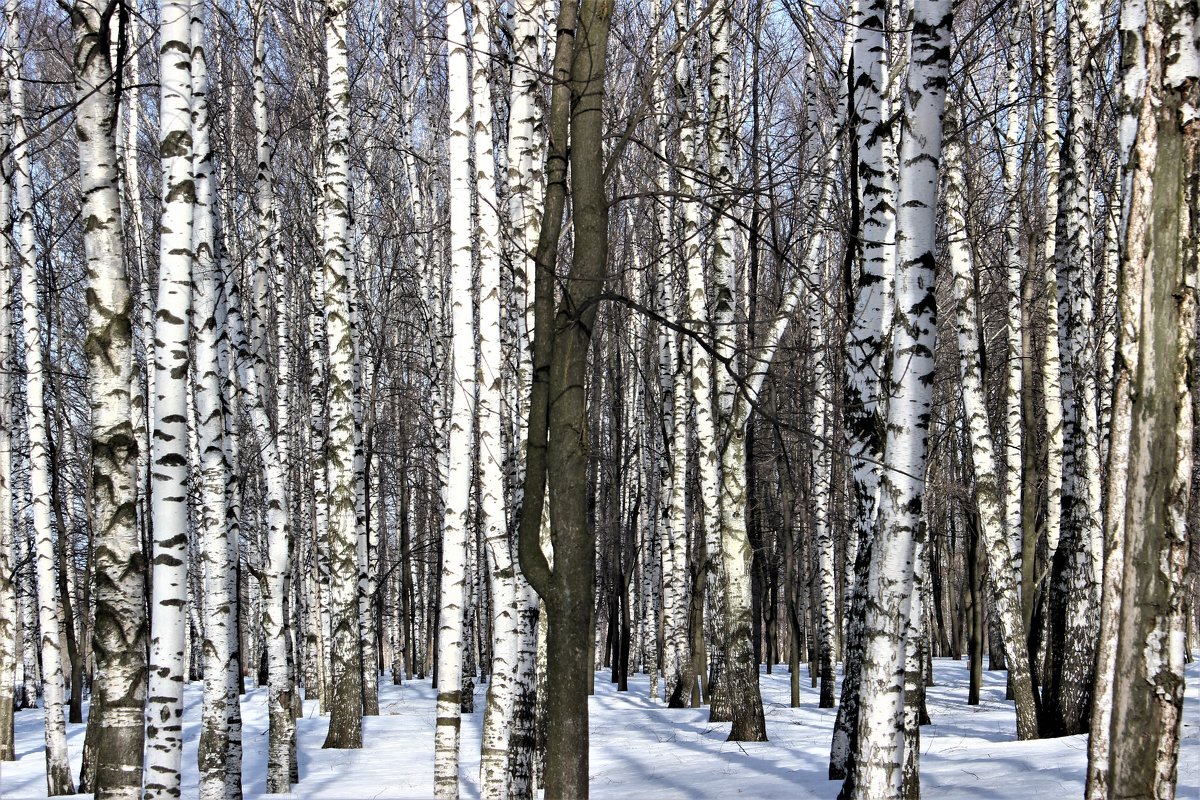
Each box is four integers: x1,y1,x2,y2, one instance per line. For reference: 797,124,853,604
2,657,1197,798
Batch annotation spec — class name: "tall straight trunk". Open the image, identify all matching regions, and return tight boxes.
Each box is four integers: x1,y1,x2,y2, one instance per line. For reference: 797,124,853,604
434,0,473,791
1093,6,1197,795
1044,0,1103,732
944,104,1039,739
191,6,240,797
846,0,951,793
219,260,245,800
321,0,363,752
7,6,73,794
1085,0,1145,789
801,98,836,711
118,12,153,578
502,0,545,787
1000,0,1027,587
649,0,688,710
247,4,298,785
831,0,896,777
1038,0,1064,572
0,22,15,766
672,0,722,705
706,0,766,740
145,0,194,790
308,192,331,711
474,0,526,787
74,17,154,743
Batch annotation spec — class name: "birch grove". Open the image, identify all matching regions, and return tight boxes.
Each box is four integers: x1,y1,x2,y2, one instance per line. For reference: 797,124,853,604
0,0,1194,798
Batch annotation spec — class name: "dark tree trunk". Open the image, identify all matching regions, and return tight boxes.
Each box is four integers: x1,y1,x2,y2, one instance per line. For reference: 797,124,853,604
967,509,983,706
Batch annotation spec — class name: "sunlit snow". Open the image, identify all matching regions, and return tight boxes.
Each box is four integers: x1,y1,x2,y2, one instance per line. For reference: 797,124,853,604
2,658,1196,798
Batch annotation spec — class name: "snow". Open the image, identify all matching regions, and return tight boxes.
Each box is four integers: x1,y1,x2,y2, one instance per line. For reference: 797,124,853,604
2,657,1197,799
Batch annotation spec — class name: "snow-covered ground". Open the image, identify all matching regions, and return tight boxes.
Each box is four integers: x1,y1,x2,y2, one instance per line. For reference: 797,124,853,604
2,658,1197,798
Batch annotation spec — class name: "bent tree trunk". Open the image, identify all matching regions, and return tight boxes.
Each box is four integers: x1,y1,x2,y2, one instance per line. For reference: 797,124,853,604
515,0,613,794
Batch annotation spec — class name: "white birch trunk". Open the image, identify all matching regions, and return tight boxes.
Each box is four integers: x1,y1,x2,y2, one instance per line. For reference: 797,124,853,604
652,0,689,709
72,0,149,791
707,0,765,739
1046,0,1103,736
1000,0,1027,583
671,0,720,698
831,0,897,775
503,0,546,784
218,252,244,800
1039,0,1064,565
944,104,1040,739
9,9,74,792
145,0,195,789
246,5,298,784
191,6,239,796
474,0,524,790
847,0,951,792
321,0,364,752
0,21,17,767
435,0,473,791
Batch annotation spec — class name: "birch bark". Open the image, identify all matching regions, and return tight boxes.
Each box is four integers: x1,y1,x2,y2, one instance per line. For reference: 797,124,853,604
191,5,240,795
72,0,149,790
1039,0,1065,574
474,0,525,787
247,4,298,784
145,0,195,788
846,0,951,792
503,0,546,785
1093,4,1197,794
656,0,691,705
9,6,74,792
1045,0,1103,736
0,54,11,764
321,0,364,752
944,103,1039,740
831,0,897,776
706,0,765,740
434,0,473,790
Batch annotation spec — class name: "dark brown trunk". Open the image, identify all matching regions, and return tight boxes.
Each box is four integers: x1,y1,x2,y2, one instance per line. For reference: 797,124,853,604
967,508,983,706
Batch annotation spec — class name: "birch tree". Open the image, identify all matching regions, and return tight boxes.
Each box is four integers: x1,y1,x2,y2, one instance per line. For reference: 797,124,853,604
943,101,1039,740
69,0,148,794
503,0,546,784
645,0,690,711
473,0,527,786
245,2,298,784
9,4,75,791
321,0,364,752
191,4,241,796
846,0,952,793
831,0,897,775
434,0,473,790
144,0,196,787
0,17,15,768
706,0,766,740
1091,2,1198,795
